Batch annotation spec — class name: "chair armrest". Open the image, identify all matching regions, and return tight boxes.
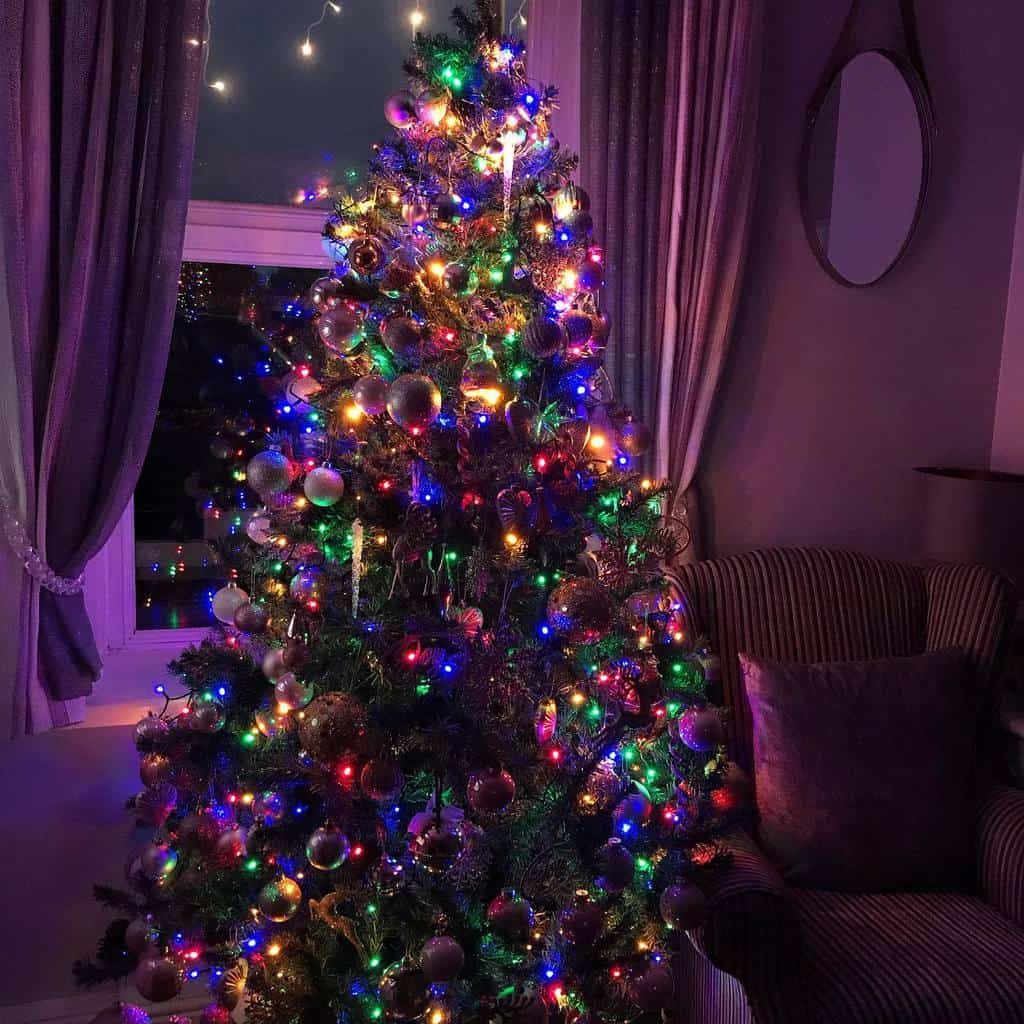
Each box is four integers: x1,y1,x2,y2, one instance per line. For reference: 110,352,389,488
978,785,1024,928
687,827,801,989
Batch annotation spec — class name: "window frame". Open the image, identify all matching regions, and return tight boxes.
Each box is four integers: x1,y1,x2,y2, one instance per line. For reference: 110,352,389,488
87,200,331,654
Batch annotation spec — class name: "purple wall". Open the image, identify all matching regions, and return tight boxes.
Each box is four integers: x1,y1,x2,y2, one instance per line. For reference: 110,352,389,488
701,0,1024,560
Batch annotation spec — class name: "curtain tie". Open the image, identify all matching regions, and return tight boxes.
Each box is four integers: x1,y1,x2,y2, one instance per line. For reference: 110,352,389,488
0,499,84,595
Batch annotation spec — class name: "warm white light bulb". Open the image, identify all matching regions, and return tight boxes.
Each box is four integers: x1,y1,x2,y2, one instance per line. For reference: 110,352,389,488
409,9,424,29
328,1,341,10
300,38,313,58
211,79,227,93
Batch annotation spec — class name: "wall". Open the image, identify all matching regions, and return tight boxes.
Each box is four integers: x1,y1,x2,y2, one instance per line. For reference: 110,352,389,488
701,0,1024,559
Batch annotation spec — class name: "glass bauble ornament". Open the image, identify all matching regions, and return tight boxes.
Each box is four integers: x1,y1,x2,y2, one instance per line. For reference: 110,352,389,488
262,647,287,681
373,854,406,895
596,837,635,893
486,889,534,941
139,752,171,787
135,957,183,1003
274,672,314,710
233,601,270,634
631,963,675,1011
613,790,653,831
303,466,345,507
139,842,178,881
384,90,417,128
420,936,464,983
381,254,419,296
297,692,371,763
466,767,516,814
386,374,442,433
504,397,538,442
124,917,159,955
213,826,247,866
282,637,310,670
316,306,362,355
659,881,708,930
559,891,604,946
282,370,322,411
254,706,290,739
352,374,389,415
245,510,272,545
135,784,177,828
289,568,323,604
309,275,346,311
521,316,563,358
382,316,422,358
379,961,430,1020
554,418,591,454
441,262,474,294
534,698,557,744
547,578,616,644
258,875,302,922
409,819,463,873
460,359,502,407
401,200,431,226
211,583,249,625
563,209,594,239
552,183,591,221
188,701,226,734
305,826,350,870
348,237,386,276
618,420,652,457
415,86,449,126
431,194,462,228
577,260,605,292
215,959,249,1011
677,706,725,752
360,758,405,801
246,450,292,498
252,790,286,826
560,311,594,346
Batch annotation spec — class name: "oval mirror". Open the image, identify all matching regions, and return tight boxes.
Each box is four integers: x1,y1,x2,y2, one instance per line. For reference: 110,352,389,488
801,50,933,286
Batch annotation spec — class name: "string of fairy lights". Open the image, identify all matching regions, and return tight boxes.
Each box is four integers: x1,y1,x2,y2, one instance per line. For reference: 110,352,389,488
194,1,527,96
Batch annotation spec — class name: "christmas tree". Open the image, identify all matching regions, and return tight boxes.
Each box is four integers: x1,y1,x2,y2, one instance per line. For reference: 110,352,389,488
78,5,740,1022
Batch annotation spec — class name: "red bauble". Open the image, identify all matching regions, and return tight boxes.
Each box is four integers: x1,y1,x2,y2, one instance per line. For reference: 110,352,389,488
466,767,516,815
659,881,709,930
559,891,604,946
486,889,534,942
360,758,405,801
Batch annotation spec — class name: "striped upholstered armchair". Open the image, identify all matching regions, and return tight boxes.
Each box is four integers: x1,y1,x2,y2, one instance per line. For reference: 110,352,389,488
667,548,1024,1024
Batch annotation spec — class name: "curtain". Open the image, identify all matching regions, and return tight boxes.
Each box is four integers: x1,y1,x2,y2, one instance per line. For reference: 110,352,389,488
0,0,207,735
579,0,763,559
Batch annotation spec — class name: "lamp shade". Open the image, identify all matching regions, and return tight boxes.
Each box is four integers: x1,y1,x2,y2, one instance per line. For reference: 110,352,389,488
915,467,1024,587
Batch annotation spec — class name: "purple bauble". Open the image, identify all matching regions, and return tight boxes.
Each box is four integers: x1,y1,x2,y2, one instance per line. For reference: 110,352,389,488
631,963,675,1011
384,90,417,129
596,837,635,893
577,260,605,292
382,316,422,358
466,767,516,815
560,891,604,947
659,881,709,930
233,601,270,634
677,706,725,752
134,958,183,1003
420,935,465,983
487,890,534,942
352,374,390,415
612,791,653,832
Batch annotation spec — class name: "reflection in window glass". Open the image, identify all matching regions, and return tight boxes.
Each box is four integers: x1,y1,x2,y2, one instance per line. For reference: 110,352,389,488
135,262,322,629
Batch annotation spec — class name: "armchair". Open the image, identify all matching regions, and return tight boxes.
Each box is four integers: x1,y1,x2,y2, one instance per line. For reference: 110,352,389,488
668,548,1024,1024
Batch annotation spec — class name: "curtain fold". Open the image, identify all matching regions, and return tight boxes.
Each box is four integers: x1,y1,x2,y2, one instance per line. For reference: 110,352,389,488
579,0,763,559
0,0,207,734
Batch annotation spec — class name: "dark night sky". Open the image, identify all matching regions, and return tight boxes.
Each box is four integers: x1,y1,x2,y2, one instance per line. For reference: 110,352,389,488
191,0,460,205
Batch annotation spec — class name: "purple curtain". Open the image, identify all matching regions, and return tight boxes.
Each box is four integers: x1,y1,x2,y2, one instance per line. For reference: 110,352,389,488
580,0,762,557
0,0,206,733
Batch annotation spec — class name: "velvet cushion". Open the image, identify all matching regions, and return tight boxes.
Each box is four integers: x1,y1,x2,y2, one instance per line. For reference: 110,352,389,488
740,648,974,891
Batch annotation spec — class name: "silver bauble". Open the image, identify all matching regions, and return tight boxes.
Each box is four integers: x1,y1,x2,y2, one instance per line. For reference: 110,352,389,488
305,826,350,870
317,306,362,355
303,466,345,507
211,583,249,625
262,647,287,681
414,86,449,126
386,374,442,434
246,450,292,497
258,875,302,922
352,374,390,415
134,958,182,1003
274,672,314,710
245,510,273,545
309,275,346,311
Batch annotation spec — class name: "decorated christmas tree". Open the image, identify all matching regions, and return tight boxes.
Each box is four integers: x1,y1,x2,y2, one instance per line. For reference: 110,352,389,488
78,5,741,1022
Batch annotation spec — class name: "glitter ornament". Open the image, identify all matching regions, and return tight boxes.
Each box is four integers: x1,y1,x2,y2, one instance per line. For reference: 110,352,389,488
303,466,345,506
246,450,292,497
274,672,314,710
213,826,247,866
348,237,386,276
486,889,534,941
134,958,182,1003
659,881,709,930
521,316,563,358
211,582,249,625
677,706,725,752
547,578,616,644
316,306,362,355
258,875,302,922
618,420,652,456
133,714,169,746
297,692,371,763
420,936,464,983
233,601,270,633
88,1004,152,1024
352,374,389,415
386,374,442,433
466,766,516,814
305,826,350,870
384,90,417,128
